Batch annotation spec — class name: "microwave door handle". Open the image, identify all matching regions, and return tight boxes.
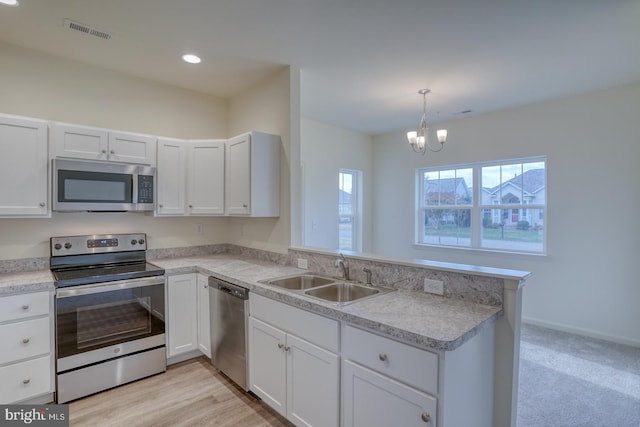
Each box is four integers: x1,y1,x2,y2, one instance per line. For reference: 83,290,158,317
132,172,139,206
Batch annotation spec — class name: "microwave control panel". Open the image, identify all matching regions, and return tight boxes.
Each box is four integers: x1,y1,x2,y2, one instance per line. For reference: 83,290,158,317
138,175,154,204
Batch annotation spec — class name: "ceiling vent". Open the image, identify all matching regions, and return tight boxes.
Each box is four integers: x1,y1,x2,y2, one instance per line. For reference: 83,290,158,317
64,19,112,40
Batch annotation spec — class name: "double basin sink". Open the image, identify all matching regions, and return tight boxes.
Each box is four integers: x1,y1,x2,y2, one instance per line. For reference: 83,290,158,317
261,274,393,305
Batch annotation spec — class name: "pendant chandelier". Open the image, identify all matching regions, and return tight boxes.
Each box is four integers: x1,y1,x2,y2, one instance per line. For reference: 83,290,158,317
407,89,447,155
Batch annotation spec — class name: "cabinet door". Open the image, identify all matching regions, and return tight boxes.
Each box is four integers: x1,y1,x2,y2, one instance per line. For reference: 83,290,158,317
196,274,211,358
108,131,156,165
167,274,198,357
156,138,186,215
225,134,251,215
53,123,109,160
0,116,49,216
342,360,437,427
188,140,225,215
287,334,339,427
248,317,287,417
0,355,51,404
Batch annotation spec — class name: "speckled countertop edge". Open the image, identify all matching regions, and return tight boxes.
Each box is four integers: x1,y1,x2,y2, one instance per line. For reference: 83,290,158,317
0,270,55,296
153,255,503,351
0,254,502,351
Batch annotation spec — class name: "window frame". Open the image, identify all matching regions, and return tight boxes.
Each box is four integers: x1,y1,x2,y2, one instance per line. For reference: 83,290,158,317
339,168,362,252
415,156,547,255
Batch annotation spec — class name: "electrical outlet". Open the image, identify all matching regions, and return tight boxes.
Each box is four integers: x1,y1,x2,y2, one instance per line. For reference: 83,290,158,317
297,258,308,269
423,278,444,295
195,223,203,235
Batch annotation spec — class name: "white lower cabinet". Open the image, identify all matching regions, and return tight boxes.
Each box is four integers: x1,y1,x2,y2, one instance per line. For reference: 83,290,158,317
166,274,198,358
0,291,54,404
341,325,438,427
249,294,340,427
196,274,211,358
342,360,437,427
166,273,211,361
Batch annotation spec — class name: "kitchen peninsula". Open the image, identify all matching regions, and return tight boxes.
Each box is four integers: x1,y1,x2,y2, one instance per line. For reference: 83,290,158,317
0,245,528,427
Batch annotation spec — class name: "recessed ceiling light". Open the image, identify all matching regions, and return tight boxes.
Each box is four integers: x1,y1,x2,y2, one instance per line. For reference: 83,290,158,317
0,0,19,6
182,54,201,64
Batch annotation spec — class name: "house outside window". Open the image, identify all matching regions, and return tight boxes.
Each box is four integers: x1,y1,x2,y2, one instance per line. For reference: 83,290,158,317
416,157,546,254
339,169,362,251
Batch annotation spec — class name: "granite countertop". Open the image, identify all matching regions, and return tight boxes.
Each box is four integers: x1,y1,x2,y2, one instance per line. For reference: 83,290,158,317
0,254,502,352
153,254,502,351
0,269,55,295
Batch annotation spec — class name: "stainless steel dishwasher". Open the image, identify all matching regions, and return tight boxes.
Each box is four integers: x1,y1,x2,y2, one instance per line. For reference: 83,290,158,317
209,276,249,391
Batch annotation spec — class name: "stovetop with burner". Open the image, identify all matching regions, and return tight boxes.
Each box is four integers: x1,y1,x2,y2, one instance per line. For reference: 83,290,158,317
50,233,164,287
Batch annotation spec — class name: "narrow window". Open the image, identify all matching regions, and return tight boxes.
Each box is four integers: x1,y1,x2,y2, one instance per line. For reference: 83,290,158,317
339,169,361,251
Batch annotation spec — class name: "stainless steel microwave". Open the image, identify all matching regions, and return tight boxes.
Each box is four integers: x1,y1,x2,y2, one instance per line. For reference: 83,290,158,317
52,159,155,212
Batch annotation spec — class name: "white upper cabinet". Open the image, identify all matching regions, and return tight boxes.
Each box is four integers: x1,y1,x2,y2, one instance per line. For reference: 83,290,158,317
188,140,225,215
0,114,50,217
108,131,156,165
156,137,187,216
53,123,156,165
225,132,280,217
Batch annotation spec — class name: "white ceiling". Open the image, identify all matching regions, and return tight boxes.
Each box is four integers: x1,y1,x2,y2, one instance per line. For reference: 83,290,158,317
1,0,639,135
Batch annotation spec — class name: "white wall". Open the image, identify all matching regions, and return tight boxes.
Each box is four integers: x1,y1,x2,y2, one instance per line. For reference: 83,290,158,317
372,83,640,346
301,118,374,252
226,67,293,254
0,42,231,259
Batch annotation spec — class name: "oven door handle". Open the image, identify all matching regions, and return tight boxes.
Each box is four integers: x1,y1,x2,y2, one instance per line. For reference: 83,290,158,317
56,276,165,298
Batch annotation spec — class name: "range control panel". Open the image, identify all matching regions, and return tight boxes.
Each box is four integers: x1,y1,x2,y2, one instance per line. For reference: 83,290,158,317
51,233,147,256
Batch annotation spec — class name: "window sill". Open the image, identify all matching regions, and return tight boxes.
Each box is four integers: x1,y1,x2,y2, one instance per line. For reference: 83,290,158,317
412,243,547,257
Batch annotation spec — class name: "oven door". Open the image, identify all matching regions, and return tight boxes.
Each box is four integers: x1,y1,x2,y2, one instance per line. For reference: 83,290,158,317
55,276,165,372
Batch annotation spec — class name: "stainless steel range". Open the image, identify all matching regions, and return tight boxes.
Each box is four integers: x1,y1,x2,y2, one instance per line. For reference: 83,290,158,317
50,233,166,403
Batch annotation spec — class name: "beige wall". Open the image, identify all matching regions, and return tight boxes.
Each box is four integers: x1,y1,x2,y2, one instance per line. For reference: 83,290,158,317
0,42,228,139
227,67,293,254
371,82,640,346
301,118,374,252
0,42,292,259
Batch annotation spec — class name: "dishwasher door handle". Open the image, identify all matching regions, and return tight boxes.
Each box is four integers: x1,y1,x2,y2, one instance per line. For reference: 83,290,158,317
219,285,233,294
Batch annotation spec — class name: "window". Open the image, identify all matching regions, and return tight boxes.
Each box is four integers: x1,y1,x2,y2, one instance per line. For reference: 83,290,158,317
339,169,361,251
417,157,546,254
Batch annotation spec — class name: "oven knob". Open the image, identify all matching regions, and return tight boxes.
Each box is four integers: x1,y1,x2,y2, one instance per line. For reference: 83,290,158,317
131,239,137,245
54,243,62,250
64,243,72,249
138,239,145,245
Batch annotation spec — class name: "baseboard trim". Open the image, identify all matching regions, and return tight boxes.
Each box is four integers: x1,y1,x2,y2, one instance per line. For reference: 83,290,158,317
167,349,205,366
522,317,640,348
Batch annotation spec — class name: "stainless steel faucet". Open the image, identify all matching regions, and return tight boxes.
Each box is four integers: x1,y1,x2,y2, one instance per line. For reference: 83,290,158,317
335,253,350,280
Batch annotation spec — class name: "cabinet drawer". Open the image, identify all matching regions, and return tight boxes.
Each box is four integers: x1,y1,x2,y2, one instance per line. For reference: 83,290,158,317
0,317,51,365
342,325,438,394
250,294,339,353
0,291,50,323
0,355,51,404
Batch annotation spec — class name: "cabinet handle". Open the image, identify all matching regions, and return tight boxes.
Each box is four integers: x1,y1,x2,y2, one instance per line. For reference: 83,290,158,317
21,304,29,310
22,338,30,344
39,202,45,207
378,353,388,362
188,204,193,208
284,346,291,352
421,412,431,423
159,204,164,208
101,149,107,154
110,150,115,155
242,204,248,208
23,378,30,385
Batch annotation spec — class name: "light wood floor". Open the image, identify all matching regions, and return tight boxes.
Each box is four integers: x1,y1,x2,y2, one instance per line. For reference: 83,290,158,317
69,357,292,427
